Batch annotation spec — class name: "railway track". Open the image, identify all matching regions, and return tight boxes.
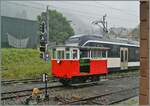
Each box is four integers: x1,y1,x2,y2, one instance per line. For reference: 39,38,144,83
2,70,138,85
61,87,139,105
1,76,138,105
1,70,138,102
1,77,58,85
1,75,138,101
1,84,63,100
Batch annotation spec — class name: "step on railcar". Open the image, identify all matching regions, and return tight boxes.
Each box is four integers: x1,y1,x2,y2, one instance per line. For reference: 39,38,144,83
51,46,109,85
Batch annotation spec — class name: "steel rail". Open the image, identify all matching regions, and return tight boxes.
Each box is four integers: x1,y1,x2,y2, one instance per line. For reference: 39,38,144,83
63,86,139,105
1,84,63,100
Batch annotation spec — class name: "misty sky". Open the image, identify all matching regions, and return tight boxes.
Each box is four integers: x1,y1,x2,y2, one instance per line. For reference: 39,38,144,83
2,1,139,29
36,1,139,28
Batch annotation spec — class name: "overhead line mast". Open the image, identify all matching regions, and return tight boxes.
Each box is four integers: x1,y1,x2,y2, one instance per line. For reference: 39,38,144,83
92,14,108,38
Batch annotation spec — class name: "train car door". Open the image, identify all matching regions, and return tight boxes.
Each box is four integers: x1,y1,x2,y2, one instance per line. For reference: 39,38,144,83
80,49,90,73
120,48,128,70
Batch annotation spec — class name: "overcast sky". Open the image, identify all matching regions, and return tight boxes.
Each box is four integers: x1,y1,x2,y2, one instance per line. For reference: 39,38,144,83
35,1,139,28
2,1,139,29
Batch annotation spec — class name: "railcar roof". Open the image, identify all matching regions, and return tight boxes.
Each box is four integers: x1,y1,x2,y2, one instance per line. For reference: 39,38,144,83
51,45,110,50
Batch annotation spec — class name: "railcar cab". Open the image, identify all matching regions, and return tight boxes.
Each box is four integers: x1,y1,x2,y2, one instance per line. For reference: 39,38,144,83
51,46,109,85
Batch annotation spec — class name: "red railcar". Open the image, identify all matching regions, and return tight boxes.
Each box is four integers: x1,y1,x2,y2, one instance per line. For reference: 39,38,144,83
51,46,109,85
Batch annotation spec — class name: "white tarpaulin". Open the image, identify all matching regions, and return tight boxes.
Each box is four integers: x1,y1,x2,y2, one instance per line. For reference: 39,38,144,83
7,33,29,48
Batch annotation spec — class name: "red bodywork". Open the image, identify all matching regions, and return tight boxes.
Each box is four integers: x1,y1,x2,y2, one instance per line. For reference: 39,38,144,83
51,59,108,79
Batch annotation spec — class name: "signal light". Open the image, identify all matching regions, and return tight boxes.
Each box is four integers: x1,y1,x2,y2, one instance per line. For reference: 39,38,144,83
40,21,46,34
40,52,44,59
40,41,47,46
40,46,46,52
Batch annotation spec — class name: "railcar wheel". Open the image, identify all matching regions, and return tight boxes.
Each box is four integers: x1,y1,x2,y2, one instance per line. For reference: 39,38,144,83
92,76,100,82
59,79,71,86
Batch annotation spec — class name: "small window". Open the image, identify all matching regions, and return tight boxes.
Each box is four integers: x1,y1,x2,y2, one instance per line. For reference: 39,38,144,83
91,50,97,58
97,50,102,58
121,51,124,62
91,50,102,58
52,49,56,59
102,51,106,58
125,50,128,61
73,50,78,59
57,50,64,59
65,51,70,59
80,50,89,58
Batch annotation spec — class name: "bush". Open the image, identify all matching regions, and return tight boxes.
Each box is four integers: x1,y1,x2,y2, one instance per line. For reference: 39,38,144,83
1,48,51,79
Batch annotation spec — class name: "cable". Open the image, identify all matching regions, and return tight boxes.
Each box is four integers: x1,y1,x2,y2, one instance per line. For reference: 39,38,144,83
50,5,138,22
50,1,138,17
4,1,139,27
5,1,45,10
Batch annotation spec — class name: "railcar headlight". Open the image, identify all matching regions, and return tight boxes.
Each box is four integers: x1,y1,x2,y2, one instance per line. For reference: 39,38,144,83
57,59,61,64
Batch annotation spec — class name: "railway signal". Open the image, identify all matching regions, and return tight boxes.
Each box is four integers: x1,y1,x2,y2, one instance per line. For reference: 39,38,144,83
39,6,50,60
39,21,46,34
39,20,47,59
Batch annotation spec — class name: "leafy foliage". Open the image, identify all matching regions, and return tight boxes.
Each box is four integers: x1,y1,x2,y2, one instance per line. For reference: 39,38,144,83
38,10,74,44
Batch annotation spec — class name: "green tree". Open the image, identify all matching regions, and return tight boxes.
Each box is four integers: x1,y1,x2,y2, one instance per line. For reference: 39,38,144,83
37,10,74,44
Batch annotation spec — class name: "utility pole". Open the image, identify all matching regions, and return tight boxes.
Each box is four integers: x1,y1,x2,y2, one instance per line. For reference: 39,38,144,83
46,5,49,48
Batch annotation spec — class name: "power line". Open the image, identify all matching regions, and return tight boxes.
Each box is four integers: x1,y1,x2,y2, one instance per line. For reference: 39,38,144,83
51,1,138,17
6,1,138,20
50,5,138,22
3,1,138,27
5,1,46,10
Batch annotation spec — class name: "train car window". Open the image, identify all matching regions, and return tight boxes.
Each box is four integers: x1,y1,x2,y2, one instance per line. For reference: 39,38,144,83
128,47,139,62
80,50,89,59
57,50,64,59
102,51,106,58
125,50,128,61
91,50,102,58
52,49,56,59
91,50,96,58
121,51,124,62
73,50,78,59
65,52,70,59
97,50,102,58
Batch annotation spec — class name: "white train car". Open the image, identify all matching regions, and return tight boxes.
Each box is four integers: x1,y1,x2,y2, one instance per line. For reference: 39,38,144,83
65,34,139,72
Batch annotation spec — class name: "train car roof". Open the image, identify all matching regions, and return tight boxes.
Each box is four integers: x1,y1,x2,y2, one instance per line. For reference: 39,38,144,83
51,45,110,50
67,34,139,47
70,34,103,38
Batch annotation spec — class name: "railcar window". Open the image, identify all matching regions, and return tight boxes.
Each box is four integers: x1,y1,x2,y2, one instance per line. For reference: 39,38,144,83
57,50,64,59
80,50,89,58
91,50,105,58
52,49,56,59
121,51,124,62
125,50,128,61
91,50,96,58
72,50,78,59
128,47,139,62
102,51,106,57
65,51,70,59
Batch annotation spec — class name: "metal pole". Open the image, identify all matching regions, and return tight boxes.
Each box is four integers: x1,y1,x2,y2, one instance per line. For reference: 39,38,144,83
44,73,49,100
45,73,47,96
46,6,49,48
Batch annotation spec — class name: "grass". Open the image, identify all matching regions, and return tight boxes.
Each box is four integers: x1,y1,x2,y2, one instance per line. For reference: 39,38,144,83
1,48,51,80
